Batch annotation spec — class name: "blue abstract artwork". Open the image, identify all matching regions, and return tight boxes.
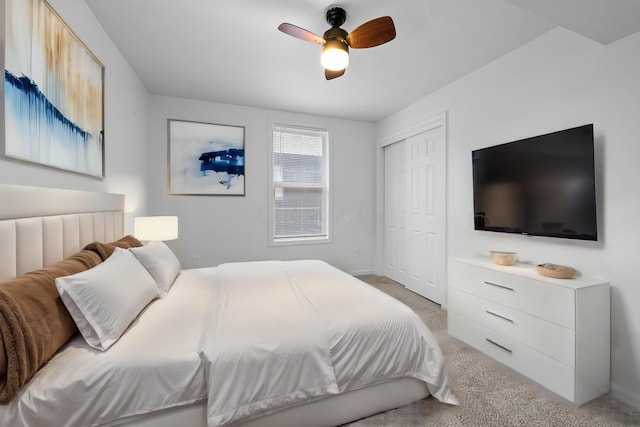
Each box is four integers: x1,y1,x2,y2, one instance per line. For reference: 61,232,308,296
169,120,245,195
4,0,104,177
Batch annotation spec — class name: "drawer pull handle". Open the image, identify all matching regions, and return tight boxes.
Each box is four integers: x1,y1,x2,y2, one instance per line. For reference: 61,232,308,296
486,338,513,354
484,281,514,292
486,310,514,323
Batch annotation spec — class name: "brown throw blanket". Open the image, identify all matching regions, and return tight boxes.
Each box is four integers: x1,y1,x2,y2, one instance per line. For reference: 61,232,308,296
0,249,102,404
0,235,142,404
84,234,143,261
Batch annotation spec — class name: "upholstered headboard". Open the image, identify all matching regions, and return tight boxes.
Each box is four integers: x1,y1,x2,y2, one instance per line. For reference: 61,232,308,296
0,184,124,281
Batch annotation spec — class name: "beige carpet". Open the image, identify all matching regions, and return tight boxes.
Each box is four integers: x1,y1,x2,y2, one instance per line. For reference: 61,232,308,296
342,275,640,427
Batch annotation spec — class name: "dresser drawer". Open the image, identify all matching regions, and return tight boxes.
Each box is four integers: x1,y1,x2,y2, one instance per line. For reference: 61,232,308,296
448,288,575,366
448,312,575,402
449,259,575,329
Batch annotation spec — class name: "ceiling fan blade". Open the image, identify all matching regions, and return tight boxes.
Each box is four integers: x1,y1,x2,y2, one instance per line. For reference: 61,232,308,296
278,23,325,44
346,16,396,48
325,68,345,80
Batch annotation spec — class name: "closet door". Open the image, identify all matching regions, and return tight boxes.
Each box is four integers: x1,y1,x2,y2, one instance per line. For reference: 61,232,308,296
384,123,446,304
384,140,408,285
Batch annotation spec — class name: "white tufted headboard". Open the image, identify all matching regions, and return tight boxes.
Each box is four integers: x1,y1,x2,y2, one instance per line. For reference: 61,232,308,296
0,184,124,281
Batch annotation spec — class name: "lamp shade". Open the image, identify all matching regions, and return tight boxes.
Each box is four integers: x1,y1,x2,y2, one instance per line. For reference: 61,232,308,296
321,39,349,71
134,216,179,241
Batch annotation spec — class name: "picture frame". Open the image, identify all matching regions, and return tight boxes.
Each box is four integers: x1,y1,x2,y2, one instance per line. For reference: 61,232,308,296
168,119,245,195
3,0,105,178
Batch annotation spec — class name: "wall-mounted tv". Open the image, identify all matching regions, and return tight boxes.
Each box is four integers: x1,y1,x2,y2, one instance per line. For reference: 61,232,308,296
472,124,598,241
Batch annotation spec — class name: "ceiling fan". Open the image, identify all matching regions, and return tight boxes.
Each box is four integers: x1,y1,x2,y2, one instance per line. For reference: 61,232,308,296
278,6,396,80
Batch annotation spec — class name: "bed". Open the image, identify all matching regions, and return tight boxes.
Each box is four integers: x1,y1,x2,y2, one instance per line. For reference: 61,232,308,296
0,183,457,427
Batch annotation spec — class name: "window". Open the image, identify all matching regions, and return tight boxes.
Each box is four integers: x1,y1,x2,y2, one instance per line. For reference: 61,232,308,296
270,124,330,244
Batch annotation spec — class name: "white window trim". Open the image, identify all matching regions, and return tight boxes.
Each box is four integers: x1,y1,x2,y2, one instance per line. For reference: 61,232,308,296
268,119,333,247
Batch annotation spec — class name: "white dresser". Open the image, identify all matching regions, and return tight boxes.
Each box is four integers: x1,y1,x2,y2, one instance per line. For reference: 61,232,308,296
447,257,610,405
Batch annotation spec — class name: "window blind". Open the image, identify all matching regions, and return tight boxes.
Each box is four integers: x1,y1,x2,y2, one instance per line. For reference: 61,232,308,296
272,125,328,240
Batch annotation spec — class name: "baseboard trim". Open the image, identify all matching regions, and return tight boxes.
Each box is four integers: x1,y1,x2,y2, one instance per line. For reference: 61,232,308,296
611,383,640,411
350,269,376,276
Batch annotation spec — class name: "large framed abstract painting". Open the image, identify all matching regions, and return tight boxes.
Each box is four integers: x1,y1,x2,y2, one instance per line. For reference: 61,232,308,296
168,119,245,195
3,0,104,178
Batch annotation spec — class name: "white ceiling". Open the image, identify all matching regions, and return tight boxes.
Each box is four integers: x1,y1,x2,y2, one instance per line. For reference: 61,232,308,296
85,0,640,123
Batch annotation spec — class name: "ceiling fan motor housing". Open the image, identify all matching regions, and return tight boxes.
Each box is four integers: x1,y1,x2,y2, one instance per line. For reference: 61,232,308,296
323,26,348,44
323,8,349,57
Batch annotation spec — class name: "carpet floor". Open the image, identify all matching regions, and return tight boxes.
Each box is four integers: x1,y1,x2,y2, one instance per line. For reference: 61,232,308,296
341,275,640,427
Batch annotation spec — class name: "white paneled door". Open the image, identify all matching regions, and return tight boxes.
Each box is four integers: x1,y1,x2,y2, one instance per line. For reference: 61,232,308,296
384,140,407,285
384,123,446,304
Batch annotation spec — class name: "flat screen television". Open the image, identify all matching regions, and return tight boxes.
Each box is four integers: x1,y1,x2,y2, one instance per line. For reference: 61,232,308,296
472,124,597,241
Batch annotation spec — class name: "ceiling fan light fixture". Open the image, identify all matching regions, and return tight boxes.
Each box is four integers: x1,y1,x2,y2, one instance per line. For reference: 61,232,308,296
278,7,395,79
321,39,349,71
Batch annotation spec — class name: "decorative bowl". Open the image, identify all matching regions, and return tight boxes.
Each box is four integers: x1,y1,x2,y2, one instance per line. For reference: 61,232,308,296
537,263,576,279
491,251,516,266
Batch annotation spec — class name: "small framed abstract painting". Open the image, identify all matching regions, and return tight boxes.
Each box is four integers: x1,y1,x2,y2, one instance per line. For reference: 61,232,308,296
168,119,245,195
4,0,105,178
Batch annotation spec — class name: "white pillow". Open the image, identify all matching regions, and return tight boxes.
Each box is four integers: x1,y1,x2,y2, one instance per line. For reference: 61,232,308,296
55,248,159,351
129,241,181,296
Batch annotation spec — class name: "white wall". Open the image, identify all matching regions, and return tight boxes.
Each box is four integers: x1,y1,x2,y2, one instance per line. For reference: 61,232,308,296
377,27,640,409
147,95,377,275
0,0,149,232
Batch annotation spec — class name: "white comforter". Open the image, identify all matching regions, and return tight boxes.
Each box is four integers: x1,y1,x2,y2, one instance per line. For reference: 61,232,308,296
198,260,457,426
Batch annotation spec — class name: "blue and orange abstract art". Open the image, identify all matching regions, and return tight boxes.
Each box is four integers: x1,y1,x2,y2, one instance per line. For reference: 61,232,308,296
4,0,104,177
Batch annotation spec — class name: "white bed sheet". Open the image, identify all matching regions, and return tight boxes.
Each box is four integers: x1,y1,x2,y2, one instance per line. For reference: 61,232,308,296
199,260,457,426
0,268,215,427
